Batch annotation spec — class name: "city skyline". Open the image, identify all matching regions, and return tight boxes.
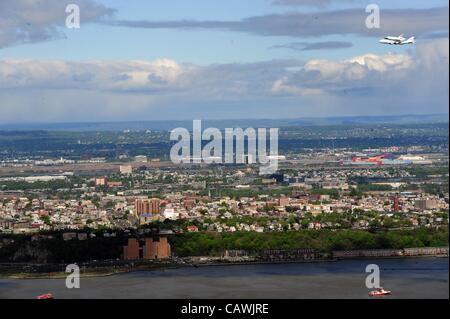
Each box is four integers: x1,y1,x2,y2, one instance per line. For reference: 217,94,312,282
0,0,448,123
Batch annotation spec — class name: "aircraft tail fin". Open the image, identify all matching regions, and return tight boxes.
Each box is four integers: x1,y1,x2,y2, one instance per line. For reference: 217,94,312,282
407,36,415,44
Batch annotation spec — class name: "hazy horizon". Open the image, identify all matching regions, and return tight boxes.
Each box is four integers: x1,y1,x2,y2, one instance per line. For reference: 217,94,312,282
1,113,448,132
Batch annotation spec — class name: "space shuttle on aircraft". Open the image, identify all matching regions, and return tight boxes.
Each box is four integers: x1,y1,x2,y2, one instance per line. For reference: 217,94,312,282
379,34,415,45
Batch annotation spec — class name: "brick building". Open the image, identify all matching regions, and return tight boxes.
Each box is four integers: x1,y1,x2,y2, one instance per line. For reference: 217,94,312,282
143,237,171,260
278,196,290,207
123,236,171,260
123,238,140,260
135,198,161,215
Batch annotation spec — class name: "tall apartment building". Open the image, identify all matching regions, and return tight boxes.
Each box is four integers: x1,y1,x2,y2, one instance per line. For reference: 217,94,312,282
143,237,171,260
415,198,439,210
123,236,171,260
393,193,400,212
135,198,161,215
123,238,140,260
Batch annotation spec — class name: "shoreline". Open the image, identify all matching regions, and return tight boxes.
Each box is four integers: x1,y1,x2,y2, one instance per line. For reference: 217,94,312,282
1,254,448,280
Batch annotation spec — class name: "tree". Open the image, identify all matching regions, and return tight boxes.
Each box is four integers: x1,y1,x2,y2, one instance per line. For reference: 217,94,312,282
40,215,51,226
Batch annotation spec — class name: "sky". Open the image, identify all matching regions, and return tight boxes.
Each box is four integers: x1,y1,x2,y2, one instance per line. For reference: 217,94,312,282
0,0,448,123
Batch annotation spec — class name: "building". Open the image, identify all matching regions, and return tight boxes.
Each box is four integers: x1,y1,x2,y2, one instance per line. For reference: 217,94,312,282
184,198,196,209
143,237,171,260
123,238,140,260
415,199,439,210
135,198,161,215
191,181,207,189
269,173,284,184
107,181,123,188
398,155,433,165
120,165,133,175
244,154,254,164
95,177,107,186
139,214,160,225
135,155,148,163
163,208,179,220
278,196,290,207
186,225,199,232
393,193,400,212
123,236,171,260
0,219,13,230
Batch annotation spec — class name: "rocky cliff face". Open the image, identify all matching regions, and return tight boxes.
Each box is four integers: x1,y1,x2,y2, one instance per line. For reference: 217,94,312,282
13,243,50,263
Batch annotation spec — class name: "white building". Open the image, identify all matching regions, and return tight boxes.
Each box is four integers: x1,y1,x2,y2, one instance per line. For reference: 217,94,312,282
120,165,133,175
135,155,148,163
163,208,179,220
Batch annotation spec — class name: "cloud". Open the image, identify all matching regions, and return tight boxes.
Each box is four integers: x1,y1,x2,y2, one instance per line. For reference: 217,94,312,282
0,0,114,48
0,39,448,122
0,58,182,92
111,7,449,39
271,52,415,96
271,41,353,51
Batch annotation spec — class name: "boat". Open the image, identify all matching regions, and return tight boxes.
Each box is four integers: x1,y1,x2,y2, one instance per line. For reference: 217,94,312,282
36,293,54,299
368,287,391,297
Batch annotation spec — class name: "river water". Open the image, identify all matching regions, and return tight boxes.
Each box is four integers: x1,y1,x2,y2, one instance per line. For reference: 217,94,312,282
0,257,448,299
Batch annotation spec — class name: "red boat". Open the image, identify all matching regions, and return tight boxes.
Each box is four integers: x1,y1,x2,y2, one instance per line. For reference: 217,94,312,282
36,293,54,299
368,288,391,297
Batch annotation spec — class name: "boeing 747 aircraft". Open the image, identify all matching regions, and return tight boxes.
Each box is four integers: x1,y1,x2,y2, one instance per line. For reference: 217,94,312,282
379,34,415,45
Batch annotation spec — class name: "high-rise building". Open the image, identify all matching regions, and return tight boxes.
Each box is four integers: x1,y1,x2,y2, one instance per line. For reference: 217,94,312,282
415,199,439,210
123,238,140,260
143,237,171,260
393,193,400,212
135,198,161,215
123,237,171,260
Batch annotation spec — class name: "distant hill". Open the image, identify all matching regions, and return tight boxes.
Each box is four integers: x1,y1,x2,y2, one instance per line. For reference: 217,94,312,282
0,114,448,132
